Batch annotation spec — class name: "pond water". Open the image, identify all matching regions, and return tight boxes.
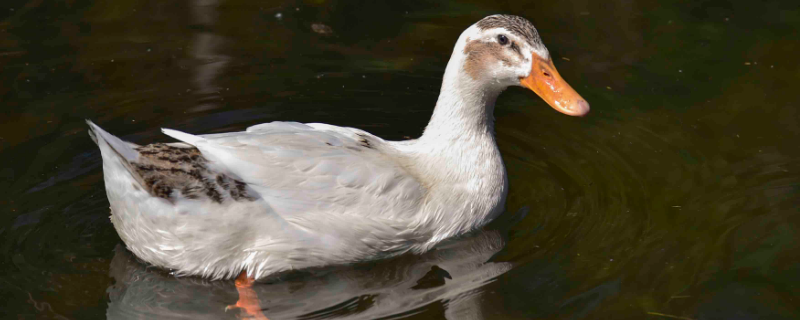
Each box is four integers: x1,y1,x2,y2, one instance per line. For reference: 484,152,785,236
2,0,799,319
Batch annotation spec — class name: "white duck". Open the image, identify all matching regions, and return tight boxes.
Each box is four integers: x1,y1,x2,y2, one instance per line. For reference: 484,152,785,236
88,14,589,281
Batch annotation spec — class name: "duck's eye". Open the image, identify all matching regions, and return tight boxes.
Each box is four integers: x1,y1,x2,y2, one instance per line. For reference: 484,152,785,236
497,34,508,46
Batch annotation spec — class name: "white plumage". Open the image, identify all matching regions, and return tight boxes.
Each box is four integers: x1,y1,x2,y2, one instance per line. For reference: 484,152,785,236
88,15,588,280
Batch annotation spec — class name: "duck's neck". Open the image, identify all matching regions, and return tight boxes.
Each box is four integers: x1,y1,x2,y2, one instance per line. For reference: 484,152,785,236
401,47,509,237
419,63,502,144
410,59,509,235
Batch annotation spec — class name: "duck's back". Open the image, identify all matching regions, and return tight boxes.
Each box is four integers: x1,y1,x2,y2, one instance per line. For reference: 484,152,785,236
183,121,426,219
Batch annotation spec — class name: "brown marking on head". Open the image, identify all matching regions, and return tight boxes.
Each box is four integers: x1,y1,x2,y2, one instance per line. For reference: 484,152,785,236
463,40,514,80
475,15,543,49
509,42,523,58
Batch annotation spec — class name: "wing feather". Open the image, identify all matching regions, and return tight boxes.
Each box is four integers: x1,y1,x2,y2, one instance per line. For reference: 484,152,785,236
162,122,426,219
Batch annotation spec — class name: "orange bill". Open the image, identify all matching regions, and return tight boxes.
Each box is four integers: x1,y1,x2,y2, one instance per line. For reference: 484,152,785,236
520,56,590,116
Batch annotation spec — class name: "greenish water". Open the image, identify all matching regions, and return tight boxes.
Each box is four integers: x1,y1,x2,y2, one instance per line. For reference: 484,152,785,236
2,0,799,319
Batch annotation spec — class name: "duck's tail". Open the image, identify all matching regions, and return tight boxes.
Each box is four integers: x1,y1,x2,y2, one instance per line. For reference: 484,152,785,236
86,120,140,162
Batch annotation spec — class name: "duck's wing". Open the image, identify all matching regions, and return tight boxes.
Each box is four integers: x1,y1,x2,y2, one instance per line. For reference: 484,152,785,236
161,121,426,220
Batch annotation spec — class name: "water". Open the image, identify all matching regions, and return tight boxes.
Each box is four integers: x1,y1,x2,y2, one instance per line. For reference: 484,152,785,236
2,0,799,319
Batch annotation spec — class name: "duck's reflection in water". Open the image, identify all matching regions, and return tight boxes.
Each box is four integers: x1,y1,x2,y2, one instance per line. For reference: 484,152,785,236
107,226,513,319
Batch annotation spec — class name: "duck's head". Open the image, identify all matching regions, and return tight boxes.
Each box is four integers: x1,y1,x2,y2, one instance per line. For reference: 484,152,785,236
450,14,589,116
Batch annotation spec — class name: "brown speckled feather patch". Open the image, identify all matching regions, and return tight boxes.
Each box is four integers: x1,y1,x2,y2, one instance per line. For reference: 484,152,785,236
131,143,256,203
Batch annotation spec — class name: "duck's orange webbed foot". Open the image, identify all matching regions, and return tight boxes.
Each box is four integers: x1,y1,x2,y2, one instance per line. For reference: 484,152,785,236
225,271,269,320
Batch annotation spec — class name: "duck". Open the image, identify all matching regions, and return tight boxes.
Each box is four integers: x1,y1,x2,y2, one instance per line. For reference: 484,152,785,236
87,14,589,282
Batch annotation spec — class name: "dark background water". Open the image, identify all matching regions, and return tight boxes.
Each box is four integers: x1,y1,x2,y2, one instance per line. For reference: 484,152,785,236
2,0,799,319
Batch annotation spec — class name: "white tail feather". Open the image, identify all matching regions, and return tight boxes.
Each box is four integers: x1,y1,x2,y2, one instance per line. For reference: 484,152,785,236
86,120,139,161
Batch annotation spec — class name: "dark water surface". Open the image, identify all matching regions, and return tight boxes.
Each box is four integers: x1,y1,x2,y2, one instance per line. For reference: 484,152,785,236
2,0,799,319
